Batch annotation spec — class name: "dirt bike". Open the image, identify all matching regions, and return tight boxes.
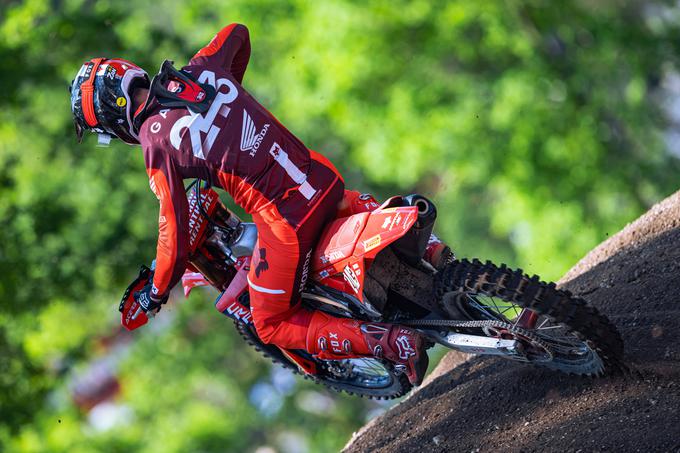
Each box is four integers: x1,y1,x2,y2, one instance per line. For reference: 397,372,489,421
120,180,624,399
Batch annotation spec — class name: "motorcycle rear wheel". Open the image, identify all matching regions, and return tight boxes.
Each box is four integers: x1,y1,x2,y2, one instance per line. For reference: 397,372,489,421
436,259,625,375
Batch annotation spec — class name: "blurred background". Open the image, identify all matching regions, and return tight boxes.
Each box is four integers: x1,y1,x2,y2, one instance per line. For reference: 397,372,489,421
2,0,680,451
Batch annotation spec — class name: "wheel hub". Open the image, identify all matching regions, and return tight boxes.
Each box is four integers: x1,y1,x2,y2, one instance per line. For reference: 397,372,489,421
482,321,554,362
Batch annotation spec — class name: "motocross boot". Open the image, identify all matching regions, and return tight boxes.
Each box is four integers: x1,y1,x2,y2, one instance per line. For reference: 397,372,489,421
424,233,455,270
360,323,429,386
307,311,370,359
307,313,429,385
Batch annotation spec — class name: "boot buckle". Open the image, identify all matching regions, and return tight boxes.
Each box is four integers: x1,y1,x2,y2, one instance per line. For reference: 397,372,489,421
342,339,352,354
393,364,407,374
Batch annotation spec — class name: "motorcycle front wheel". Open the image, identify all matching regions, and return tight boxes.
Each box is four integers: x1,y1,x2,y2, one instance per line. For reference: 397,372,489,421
235,320,412,399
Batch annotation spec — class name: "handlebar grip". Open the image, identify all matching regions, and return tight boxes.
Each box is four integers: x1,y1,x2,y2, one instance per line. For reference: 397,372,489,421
131,306,156,321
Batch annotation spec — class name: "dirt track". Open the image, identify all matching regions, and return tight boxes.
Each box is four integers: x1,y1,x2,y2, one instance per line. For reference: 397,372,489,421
344,191,680,452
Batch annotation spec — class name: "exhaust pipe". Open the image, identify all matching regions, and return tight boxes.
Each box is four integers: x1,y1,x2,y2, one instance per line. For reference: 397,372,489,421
390,194,437,266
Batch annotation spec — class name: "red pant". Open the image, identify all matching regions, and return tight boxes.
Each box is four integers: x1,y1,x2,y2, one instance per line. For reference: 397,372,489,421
248,159,378,356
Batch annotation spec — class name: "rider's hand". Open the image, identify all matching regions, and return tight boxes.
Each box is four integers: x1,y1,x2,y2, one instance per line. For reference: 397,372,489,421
134,282,168,314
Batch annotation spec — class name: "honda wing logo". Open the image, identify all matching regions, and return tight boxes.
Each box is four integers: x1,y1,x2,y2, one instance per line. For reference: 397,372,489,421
240,110,269,157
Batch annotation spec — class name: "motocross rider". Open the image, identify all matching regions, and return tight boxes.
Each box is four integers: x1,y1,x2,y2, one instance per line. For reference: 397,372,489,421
69,23,447,385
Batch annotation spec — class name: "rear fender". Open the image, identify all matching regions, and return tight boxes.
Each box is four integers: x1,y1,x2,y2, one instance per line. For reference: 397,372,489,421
356,205,418,258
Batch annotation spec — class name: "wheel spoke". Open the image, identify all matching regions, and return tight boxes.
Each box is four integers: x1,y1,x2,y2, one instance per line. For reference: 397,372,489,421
535,325,564,330
324,358,394,386
467,294,523,323
457,294,600,366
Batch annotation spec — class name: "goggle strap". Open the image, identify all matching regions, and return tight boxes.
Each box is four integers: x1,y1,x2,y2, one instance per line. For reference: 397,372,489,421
81,57,105,127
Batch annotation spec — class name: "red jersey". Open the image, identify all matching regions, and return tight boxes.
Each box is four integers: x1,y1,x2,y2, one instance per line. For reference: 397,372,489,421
139,24,341,298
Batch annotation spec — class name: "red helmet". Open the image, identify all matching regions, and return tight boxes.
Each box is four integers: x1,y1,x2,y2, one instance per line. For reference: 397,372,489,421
70,58,149,145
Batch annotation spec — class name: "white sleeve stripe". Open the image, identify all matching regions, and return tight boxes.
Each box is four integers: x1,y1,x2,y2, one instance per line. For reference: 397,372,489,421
270,143,306,184
299,181,316,200
269,142,317,200
247,276,286,295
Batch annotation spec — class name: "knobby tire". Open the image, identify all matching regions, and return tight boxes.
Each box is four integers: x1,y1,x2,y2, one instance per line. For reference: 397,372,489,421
435,259,625,375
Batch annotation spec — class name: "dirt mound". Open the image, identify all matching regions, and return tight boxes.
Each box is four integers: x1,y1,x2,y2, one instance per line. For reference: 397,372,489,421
344,191,680,452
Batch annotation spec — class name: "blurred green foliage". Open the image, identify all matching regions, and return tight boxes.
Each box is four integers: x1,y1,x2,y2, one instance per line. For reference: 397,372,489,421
2,0,680,451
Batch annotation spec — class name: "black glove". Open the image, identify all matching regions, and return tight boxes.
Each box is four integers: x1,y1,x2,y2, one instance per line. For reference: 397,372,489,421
134,282,168,314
